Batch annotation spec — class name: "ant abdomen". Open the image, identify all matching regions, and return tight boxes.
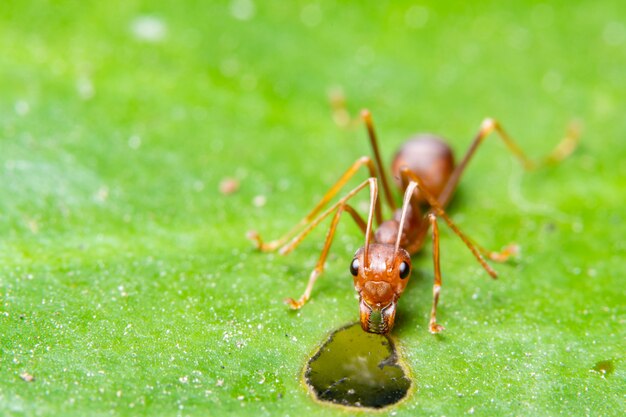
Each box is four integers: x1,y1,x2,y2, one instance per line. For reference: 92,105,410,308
391,135,455,204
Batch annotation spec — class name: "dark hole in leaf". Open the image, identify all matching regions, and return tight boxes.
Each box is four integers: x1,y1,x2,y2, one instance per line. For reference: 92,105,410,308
591,359,615,377
305,323,411,409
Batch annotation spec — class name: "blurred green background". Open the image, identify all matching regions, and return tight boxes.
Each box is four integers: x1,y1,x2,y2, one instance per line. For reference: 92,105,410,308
1,1,624,416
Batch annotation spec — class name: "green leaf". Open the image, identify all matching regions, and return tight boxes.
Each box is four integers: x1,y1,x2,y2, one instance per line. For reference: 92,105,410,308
1,1,624,416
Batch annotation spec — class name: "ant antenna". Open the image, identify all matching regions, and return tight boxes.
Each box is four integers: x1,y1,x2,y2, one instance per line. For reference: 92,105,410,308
363,178,378,265
394,181,417,256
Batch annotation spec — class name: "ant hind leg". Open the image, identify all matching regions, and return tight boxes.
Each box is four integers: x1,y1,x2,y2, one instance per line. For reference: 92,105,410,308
437,118,580,207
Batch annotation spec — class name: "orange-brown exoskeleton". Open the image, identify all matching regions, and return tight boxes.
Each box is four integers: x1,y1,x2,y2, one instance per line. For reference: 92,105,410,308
248,110,578,334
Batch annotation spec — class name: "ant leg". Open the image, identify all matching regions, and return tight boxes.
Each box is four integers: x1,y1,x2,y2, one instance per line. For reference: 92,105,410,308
406,211,518,263
396,168,501,263
361,110,397,211
466,237,519,263
247,156,382,251
438,118,580,207
285,203,366,309
284,179,378,309
427,213,445,334
328,87,358,128
398,167,497,279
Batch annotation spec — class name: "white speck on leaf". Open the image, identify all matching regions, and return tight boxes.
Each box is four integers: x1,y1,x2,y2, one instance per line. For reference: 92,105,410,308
230,0,255,21
130,16,167,42
15,100,30,116
240,74,257,91
220,58,240,77
76,76,95,100
128,135,142,149
355,45,375,66
301,4,322,27
542,70,562,93
93,186,109,203
405,5,429,28
603,21,626,46
253,195,266,207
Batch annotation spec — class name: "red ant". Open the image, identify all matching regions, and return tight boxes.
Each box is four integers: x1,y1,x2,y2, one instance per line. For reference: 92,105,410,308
248,110,578,334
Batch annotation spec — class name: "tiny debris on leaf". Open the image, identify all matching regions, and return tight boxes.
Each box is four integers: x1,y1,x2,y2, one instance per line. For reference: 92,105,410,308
219,178,240,195
20,372,35,382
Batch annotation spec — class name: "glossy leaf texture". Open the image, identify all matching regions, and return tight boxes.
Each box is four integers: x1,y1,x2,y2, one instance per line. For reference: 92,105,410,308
1,1,624,416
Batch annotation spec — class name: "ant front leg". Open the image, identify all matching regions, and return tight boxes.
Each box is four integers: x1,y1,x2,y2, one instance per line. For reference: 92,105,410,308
398,167,497,279
281,178,379,309
427,213,444,334
247,156,382,251
395,171,498,333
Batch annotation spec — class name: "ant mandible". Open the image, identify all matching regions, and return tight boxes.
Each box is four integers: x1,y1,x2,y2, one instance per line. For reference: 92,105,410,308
248,110,578,334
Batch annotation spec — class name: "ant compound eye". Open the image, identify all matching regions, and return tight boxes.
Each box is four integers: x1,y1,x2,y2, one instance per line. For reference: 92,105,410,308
349,258,360,276
399,261,411,279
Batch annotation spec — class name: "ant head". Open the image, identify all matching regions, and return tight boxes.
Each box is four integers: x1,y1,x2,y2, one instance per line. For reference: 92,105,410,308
350,244,412,334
